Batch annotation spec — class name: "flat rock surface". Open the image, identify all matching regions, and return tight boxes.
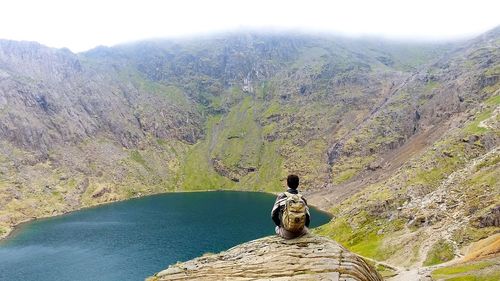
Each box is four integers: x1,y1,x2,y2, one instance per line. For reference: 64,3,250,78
149,234,383,281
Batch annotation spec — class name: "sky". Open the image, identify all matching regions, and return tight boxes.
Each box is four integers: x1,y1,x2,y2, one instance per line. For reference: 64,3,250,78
0,0,499,52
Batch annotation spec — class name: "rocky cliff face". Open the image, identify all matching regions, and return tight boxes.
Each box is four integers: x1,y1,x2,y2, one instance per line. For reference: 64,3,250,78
148,235,383,281
0,39,203,151
0,33,446,236
312,27,499,270
0,28,498,272
0,39,204,237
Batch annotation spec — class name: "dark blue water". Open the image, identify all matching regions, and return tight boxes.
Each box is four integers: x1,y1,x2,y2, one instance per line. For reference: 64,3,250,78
0,191,330,281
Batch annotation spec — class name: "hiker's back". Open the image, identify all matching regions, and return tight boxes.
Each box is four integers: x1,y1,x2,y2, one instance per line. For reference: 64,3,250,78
271,175,311,239
282,192,307,233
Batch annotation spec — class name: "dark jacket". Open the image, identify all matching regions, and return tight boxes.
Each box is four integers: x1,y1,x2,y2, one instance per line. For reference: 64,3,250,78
271,188,310,227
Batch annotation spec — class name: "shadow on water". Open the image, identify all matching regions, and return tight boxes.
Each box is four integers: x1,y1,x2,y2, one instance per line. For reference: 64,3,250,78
0,191,331,281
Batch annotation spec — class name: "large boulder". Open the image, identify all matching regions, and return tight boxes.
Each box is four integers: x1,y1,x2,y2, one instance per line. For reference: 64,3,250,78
148,234,383,281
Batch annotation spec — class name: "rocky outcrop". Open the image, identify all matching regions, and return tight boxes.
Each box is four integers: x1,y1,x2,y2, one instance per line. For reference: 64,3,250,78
0,40,204,152
148,235,383,281
476,206,500,228
211,158,256,182
1,29,499,269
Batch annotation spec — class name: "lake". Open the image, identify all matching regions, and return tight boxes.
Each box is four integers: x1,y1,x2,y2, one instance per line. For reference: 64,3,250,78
0,191,331,281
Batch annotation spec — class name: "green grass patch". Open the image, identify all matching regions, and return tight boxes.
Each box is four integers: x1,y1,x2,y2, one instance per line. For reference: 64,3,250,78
332,156,375,184
424,239,455,266
376,264,398,278
156,138,169,146
410,167,448,186
484,65,500,77
407,140,465,188
447,275,499,281
225,86,243,105
240,141,284,191
461,91,499,134
211,96,262,169
262,123,276,137
424,80,440,92
350,231,385,257
66,178,77,189
476,154,500,171
333,169,358,184
484,93,500,106
130,150,147,167
255,81,273,100
464,110,492,135
263,102,281,118
117,67,191,107
431,260,499,281
315,214,402,260
432,261,494,276
452,225,499,247
466,164,499,188
181,116,235,190
180,95,286,192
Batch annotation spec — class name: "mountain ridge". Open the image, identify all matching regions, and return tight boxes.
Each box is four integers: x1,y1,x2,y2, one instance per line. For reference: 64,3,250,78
0,28,498,278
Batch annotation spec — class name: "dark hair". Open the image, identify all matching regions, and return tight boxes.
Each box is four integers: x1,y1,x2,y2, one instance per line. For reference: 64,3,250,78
287,174,299,189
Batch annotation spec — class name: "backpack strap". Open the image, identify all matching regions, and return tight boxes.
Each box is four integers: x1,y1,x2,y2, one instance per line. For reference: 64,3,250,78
276,193,289,206
278,192,304,206
283,192,303,205
284,192,302,199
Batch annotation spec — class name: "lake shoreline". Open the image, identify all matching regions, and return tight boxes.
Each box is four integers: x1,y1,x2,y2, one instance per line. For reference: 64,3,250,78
0,188,330,243
0,190,332,280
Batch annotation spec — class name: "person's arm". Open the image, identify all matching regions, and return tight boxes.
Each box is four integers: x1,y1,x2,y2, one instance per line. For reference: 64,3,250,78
302,196,311,227
271,193,285,226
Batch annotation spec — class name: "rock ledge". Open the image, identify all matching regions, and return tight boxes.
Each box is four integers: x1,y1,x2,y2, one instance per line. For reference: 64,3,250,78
148,234,383,281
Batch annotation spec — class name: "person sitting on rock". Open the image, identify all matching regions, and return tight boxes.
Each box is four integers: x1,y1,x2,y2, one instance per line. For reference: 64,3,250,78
271,174,310,239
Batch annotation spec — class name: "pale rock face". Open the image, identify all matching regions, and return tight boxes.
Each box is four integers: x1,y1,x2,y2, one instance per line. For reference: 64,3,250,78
149,235,383,281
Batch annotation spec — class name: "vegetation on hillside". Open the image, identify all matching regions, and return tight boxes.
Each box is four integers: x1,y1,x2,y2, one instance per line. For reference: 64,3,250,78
0,28,498,271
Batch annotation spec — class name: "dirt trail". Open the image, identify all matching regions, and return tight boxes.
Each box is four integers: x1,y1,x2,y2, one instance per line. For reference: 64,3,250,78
387,269,426,281
344,145,500,280
357,252,433,281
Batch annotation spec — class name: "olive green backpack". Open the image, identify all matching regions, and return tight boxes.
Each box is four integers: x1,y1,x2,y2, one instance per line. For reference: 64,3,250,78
281,192,306,233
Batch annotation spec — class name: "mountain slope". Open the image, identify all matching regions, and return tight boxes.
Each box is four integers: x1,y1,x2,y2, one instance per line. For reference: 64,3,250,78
0,29,498,272
314,27,499,268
